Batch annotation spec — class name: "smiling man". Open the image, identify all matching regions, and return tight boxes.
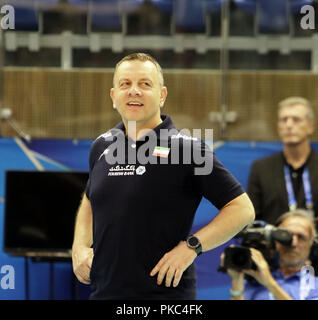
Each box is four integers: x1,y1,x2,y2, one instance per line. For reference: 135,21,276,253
72,53,254,300
248,97,318,224
110,56,167,136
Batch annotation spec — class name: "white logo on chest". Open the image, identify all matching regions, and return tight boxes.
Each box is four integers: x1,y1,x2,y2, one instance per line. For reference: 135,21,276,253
107,165,146,176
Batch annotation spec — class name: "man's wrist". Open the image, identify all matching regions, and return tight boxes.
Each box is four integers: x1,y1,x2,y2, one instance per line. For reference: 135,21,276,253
186,235,202,256
264,276,278,292
183,241,199,259
230,288,244,297
72,243,84,251
231,274,244,288
72,243,91,254
230,276,244,299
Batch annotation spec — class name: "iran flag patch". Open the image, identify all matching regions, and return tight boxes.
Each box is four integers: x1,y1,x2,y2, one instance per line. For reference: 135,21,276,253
152,146,170,158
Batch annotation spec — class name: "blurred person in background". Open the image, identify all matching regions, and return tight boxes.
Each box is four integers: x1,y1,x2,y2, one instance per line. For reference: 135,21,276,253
248,97,318,224
222,211,318,300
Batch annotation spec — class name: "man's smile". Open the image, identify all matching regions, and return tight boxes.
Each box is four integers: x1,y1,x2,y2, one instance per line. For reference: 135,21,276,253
126,101,144,107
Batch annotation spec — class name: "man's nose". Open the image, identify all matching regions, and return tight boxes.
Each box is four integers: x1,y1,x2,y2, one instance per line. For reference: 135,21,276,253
128,85,141,96
291,234,298,247
285,117,294,127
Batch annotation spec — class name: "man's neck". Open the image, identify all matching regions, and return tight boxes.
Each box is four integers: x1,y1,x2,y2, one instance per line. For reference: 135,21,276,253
283,141,311,169
124,116,163,141
279,262,305,278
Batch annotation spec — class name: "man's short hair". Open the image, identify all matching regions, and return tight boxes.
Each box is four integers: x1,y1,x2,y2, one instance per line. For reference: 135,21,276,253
278,96,315,122
275,209,317,242
113,52,164,87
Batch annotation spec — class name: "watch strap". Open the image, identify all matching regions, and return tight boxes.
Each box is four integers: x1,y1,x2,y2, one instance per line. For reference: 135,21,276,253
195,244,202,256
186,235,202,256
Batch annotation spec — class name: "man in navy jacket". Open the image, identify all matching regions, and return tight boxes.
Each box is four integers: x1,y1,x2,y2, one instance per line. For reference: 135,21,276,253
72,53,255,299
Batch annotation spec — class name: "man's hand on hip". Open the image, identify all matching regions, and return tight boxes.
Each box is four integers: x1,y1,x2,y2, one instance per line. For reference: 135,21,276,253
150,241,197,288
72,246,94,284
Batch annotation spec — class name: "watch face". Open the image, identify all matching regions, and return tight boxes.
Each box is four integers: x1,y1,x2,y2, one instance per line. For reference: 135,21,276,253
188,236,199,248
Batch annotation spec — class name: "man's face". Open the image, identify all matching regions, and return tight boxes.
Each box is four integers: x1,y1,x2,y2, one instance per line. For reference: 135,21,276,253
276,216,313,267
110,60,167,129
277,104,315,146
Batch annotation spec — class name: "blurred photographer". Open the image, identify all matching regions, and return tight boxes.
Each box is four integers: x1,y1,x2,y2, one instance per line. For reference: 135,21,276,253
221,210,318,300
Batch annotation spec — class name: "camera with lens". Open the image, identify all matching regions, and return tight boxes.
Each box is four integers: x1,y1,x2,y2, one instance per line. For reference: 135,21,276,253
219,220,293,273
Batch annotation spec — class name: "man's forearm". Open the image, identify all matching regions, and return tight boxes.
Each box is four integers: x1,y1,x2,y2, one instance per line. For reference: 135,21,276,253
266,278,293,300
72,193,93,250
230,276,245,300
195,193,255,252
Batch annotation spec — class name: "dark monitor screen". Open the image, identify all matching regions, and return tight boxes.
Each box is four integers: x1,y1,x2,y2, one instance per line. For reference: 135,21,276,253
3,170,89,258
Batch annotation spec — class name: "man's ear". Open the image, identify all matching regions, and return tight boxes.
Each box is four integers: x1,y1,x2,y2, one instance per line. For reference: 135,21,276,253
160,86,168,108
110,88,116,109
308,121,315,136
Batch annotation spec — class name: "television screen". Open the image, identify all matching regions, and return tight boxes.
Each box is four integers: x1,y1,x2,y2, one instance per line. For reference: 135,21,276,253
3,170,89,258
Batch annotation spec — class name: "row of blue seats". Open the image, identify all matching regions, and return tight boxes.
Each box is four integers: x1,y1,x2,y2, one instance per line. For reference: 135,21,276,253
5,0,314,34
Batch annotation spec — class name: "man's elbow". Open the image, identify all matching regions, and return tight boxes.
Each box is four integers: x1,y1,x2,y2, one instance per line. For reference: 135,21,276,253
224,192,255,226
244,197,255,225
239,193,255,225
246,205,255,225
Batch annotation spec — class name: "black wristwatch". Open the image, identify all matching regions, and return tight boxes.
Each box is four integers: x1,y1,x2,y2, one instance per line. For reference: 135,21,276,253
186,235,202,256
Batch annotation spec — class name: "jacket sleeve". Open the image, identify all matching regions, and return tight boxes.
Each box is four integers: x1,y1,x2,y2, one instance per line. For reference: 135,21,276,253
247,161,263,220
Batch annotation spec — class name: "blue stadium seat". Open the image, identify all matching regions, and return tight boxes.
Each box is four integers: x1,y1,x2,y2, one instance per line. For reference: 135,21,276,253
234,0,309,15
14,8,38,31
125,0,172,35
203,0,222,36
232,0,256,36
233,0,256,14
235,0,294,35
119,0,144,13
258,0,290,34
174,0,206,33
90,0,143,32
151,0,173,13
40,0,88,34
290,0,313,13
90,0,122,32
204,0,222,14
